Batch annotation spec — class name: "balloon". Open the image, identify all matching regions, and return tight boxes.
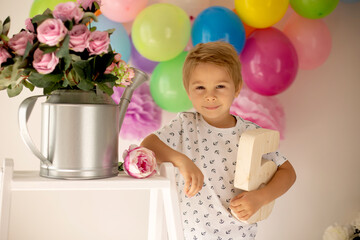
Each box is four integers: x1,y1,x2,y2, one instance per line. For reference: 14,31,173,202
91,15,131,62
100,0,148,23
234,0,289,28
132,4,191,62
233,8,256,38
30,0,76,17
290,0,339,19
150,51,193,112
283,13,332,70
192,6,246,54
130,36,159,73
157,0,210,19
240,28,298,96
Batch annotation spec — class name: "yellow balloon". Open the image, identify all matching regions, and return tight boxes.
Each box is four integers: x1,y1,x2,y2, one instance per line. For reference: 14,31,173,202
132,3,191,62
235,0,289,28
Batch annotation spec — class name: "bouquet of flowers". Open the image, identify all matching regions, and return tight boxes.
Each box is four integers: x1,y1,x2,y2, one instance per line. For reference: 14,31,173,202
323,212,360,240
0,0,133,97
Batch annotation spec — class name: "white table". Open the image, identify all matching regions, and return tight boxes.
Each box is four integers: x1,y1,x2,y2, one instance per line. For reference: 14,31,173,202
0,159,184,240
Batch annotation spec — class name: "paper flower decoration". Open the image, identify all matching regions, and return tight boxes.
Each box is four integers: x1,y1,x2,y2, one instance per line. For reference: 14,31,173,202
230,87,285,139
112,82,162,140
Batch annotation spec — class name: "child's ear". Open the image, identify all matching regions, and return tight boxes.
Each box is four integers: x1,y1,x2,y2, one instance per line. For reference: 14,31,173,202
235,82,242,97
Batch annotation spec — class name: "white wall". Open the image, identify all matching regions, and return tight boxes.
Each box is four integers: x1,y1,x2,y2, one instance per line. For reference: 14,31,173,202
1,1,359,239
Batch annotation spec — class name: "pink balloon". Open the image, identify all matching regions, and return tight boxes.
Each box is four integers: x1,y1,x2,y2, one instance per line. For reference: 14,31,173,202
101,0,148,23
240,28,298,96
283,13,332,70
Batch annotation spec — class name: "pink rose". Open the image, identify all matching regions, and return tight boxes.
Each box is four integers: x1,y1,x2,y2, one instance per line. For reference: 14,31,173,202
104,62,116,74
87,31,110,55
0,47,11,67
69,24,90,52
33,48,59,74
77,0,101,10
53,2,84,24
25,18,35,32
8,31,35,56
122,145,157,179
37,19,68,46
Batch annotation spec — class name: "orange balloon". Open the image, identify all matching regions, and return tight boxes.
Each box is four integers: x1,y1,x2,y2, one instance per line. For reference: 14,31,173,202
233,8,256,38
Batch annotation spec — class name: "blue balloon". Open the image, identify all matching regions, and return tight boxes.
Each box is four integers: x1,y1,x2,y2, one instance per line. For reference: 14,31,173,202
191,6,246,54
91,15,131,62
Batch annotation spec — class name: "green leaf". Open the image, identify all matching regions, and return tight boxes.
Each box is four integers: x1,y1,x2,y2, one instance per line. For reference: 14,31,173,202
39,44,58,54
32,12,52,25
2,17,10,36
28,72,63,88
97,83,113,96
72,60,92,81
22,41,33,60
81,12,98,24
43,82,62,95
22,80,35,91
78,78,94,91
96,74,118,83
56,35,71,70
89,26,97,32
7,82,23,97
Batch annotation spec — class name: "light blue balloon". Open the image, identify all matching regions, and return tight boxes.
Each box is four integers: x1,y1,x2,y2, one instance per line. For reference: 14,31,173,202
192,6,246,54
91,15,131,62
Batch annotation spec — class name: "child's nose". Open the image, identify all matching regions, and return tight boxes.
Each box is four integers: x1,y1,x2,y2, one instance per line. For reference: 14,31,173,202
205,95,216,102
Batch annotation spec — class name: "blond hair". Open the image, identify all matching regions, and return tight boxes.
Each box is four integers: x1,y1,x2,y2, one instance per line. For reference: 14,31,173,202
183,41,242,91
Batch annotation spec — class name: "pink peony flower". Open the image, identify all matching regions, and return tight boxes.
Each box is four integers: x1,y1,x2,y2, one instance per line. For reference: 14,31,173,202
122,144,157,179
25,18,35,32
230,87,286,139
112,83,162,140
37,18,67,46
77,0,101,10
0,47,11,67
87,31,110,55
69,24,90,52
53,2,84,24
32,48,59,74
8,31,35,56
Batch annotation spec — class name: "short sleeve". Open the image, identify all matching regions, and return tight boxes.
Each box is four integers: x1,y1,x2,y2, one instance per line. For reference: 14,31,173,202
154,113,184,152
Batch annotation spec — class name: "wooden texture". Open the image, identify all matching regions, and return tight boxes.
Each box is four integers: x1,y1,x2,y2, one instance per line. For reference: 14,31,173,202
232,128,280,224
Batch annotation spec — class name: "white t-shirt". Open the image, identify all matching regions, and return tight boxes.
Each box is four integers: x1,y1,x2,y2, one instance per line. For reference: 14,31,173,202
155,112,287,240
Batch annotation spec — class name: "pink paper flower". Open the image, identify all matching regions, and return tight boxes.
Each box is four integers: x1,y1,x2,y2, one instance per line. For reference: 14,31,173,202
87,31,110,55
33,48,59,74
0,47,11,67
230,87,286,139
53,2,84,24
25,18,35,32
69,24,90,52
112,83,162,140
37,18,67,46
77,0,101,10
122,144,157,179
8,31,35,56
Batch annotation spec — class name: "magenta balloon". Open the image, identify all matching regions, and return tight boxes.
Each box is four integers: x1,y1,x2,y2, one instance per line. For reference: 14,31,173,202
283,13,332,70
240,28,298,96
130,36,158,73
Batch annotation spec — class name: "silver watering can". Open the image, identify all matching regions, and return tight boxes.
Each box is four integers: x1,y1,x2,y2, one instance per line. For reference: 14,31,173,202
18,68,149,179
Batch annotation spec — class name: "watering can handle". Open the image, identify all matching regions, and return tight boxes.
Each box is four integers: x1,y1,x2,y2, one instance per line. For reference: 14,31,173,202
18,95,51,166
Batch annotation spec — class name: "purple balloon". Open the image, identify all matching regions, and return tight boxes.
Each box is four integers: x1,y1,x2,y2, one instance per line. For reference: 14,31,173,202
130,36,159,73
240,28,298,96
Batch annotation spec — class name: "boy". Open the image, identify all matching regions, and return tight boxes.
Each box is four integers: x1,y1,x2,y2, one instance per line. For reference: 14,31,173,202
141,41,296,239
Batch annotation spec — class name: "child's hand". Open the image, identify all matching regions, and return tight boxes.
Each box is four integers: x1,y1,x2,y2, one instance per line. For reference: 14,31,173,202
177,157,204,198
229,190,264,221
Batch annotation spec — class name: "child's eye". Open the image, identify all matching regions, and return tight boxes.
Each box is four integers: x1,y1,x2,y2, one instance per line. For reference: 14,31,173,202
196,86,205,90
216,85,225,89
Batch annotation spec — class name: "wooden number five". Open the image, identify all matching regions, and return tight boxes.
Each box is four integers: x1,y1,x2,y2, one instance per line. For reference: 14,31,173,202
232,128,280,224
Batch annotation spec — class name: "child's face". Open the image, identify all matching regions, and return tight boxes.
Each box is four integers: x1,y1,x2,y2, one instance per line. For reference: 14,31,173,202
186,63,241,127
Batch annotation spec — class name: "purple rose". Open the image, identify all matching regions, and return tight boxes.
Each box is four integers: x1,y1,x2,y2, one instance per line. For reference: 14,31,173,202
33,48,59,74
87,31,110,55
37,19,68,46
8,31,35,56
122,145,157,179
0,47,11,67
77,0,101,10
25,18,35,32
69,24,90,52
53,2,84,24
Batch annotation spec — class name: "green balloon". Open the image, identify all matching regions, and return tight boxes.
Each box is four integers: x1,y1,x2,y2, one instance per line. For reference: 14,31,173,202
132,3,191,62
290,0,339,19
150,51,193,113
30,0,77,17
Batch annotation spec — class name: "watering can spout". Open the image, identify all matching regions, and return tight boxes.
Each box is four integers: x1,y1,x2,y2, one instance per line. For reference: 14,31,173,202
118,68,149,131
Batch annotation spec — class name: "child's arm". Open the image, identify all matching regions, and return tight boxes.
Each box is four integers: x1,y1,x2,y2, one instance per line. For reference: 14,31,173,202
141,134,204,198
229,160,296,221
